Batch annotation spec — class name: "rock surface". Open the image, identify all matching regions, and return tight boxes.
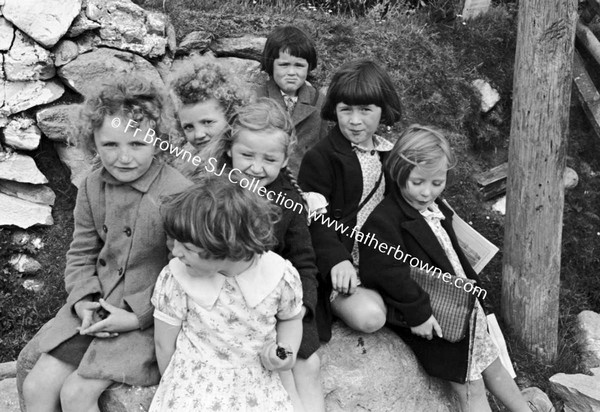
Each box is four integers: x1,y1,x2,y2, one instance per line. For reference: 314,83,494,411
564,167,579,190
0,152,47,184
177,30,212,55
0,17,14,51
1,79,64,117
472,79,500,113
0,180,56,205
65,10,101,38
9,254,42,275
0,361,17,379
209,35,266,60
0,192,53,228
57,48,164,97
36,104,76,142
5,30,55,81
578,310,600,372
550,367,600,412
214,56,265,90
54,143,94,188
3,115,42,150
17,323,458,412
52,40,79,67
0,378,19,412
2,0,81,48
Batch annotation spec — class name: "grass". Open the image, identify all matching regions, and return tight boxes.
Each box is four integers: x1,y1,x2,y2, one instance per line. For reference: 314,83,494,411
2,1,599,411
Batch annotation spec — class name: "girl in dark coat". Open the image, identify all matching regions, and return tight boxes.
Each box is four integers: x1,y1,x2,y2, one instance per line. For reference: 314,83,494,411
360,124,532,412
200,97,323,411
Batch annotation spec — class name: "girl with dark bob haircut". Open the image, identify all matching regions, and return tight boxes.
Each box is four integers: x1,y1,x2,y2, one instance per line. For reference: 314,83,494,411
260,25,318,75
321,60,402,126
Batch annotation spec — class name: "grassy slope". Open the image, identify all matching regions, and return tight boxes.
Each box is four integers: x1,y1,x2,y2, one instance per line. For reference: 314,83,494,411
3,1,600,410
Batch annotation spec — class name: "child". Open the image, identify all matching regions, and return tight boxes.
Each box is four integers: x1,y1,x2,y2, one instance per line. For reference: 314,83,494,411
257,25,328,174
22,75,191,412
359,124,534,412
201,97,324,412
149,174,303,411
297,60,402,342
168,54,249,178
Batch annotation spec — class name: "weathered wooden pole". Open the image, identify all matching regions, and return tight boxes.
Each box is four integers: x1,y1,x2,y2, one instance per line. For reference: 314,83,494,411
501,0,577,362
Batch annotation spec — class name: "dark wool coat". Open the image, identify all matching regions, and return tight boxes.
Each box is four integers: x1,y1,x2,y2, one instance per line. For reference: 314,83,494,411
37,161,191,386
359,190,487,383
267,174,320,358
297,125,391,341
256,79,328,175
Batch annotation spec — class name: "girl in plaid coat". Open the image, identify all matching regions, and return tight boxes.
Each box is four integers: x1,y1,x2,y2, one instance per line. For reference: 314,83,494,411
359,125,533,412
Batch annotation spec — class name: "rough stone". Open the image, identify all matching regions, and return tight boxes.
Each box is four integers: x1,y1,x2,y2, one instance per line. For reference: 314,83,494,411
0,378,19,412
36,104,77,142
564,167,579,189
0,180,56,205
492,195,506,215
520,387,554,412
2,0,81,48
578,310,600,372
0,192,53,228
22,279,45,292
0,152,47,184
1,79,65,117
57,48,164,97
54,143,94,188
471,79,500,113
209,35,266,60
5,30,55,81
462,0,491,20
85,0,168,58
3,115,42,150
9,253,42,274
212,57,266,91
550,369,600,412
0,17,15,51
53,39,79,67
74,31,101,54
18,323,458,412
0,361,17,379
65,10,101,38
177,30,212,55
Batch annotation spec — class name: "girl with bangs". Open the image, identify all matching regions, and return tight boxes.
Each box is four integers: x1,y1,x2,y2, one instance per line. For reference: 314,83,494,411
149,173,304,412
298,60,402,342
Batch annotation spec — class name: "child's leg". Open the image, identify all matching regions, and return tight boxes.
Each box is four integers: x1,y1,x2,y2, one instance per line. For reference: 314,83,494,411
482,358,531,412
292,353,325,412
60,371,113,412
279,370,305,412
331,286,386,333
449,379,492,412
23,353,76,412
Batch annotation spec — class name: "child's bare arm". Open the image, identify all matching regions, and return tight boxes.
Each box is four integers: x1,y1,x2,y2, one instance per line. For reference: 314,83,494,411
261,311,303,371
154,318,181,375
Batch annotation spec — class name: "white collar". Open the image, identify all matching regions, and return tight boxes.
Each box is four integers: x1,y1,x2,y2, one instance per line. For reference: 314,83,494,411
169,251,287,310
351,134,394,153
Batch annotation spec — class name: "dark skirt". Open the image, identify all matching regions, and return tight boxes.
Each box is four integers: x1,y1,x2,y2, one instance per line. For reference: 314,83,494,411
48,333,94,366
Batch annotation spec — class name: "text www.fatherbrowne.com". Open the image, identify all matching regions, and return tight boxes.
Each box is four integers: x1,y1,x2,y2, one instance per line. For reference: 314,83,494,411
117,118,487,300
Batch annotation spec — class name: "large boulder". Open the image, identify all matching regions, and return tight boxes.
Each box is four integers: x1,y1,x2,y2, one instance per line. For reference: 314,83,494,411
0,79,64,117
17,323,457,412
0,378,19,412
57,48,164,97
4,30,55,81
550,367,600,412
2,0,81,48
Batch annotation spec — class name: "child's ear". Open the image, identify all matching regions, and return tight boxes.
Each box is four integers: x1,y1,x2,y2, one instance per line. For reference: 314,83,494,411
281,156,289,169
226,148,232,158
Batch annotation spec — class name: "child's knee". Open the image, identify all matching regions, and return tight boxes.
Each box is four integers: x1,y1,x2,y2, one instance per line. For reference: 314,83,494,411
355,307,386,333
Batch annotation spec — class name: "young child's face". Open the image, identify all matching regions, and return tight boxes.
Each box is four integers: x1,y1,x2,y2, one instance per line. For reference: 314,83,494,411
272,50,309,96
94,115,155,183
335,103,382,148
400,160,448,212
178,98,228,149
227,128,288,188
172,239,246,278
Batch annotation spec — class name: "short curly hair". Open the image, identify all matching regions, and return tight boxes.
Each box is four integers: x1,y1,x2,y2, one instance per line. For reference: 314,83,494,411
161,172,280,261
71,74,175,161
168,55,250,122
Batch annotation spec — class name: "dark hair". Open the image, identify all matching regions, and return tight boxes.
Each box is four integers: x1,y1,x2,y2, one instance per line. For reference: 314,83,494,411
321,60,402,126
72,74,174,161
261,26,318,76
161,172,280,261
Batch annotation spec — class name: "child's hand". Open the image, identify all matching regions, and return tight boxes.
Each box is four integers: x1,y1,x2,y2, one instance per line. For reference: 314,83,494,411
410,315,443,340
74,299,101,331
260,342,295,371
78,299,140,337
330,260,358,295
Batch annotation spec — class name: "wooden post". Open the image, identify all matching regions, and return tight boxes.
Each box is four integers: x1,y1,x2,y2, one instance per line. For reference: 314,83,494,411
501,0,577,362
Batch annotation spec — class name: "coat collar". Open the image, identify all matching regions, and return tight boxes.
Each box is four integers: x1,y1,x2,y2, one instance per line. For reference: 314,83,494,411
266,79,317,127
100,159,163,193
328,125,356,157
392,190,457,275
169,251,287,310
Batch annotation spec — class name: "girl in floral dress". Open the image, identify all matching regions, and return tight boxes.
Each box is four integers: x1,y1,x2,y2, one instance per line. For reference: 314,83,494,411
149,173,303,412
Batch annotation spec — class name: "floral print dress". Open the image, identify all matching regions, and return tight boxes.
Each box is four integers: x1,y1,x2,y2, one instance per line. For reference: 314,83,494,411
149,251,303,412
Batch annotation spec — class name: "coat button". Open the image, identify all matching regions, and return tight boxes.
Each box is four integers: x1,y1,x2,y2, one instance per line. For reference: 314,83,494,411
118,267,124,276
124,227,132,237
102,225,108,233
333,209,343,219
99,259,106,266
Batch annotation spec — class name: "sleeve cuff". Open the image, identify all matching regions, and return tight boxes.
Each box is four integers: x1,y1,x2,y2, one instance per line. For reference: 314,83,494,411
153,309,183,327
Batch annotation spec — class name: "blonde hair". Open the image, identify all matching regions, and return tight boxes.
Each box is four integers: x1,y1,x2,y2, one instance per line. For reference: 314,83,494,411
386,124,457,188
